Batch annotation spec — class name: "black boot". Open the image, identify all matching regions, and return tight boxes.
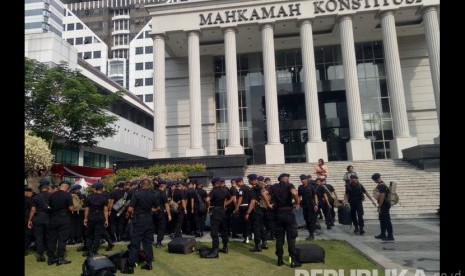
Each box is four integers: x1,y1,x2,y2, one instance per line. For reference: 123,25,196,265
36,254,46,262
250,244,262,252
155,241,164,248
290,258,302,268
47,257,57,266
359,227,365,235
56,257,71,266
277,256,284,266
105,242,114,251
204,248,219,258
375,234,386,239
121,264,135,274
354,226,360,234
141,262,153,270
306,234,315,240
221,242,228,253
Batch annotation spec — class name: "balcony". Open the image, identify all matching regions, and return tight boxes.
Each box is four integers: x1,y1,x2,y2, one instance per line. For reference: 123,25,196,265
112,14,130,21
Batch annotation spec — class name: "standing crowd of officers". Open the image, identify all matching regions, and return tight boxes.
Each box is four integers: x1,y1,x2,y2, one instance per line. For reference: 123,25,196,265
25,166,394,272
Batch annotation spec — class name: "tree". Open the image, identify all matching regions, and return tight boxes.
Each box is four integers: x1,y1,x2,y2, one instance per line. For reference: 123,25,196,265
25,130,54,181
25,58,123,149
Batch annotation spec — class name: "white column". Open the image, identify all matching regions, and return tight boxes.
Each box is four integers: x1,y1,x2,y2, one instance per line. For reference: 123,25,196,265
186,31,205,157
380,11,417,158
338,15,373,161
261,23,285,164
299,19,328,163
223,27,244,155
422,6,440,144
148,34,170,159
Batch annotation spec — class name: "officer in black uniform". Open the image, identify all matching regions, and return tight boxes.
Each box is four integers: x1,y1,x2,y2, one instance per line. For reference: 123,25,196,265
122,179,158,273
343,175,377,235
245,174,269,252
225,179,238,238
235,177,252,244
83,183,109,256
25,187,34,255
372,173,394,242
108,181,127,242
27,180,52,263
47,180,75,266
194,182,208,237
316,178,334,230
171,182,187,238
185,181,197,235
267,173,301,268
298,174,319,240
205,177,232,257
69,184,84,245
263,177,276,240
153,179,172,248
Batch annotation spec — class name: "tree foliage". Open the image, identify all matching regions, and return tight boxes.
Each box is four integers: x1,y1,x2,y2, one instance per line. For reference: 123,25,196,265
25,130,54,176
25,58,123,148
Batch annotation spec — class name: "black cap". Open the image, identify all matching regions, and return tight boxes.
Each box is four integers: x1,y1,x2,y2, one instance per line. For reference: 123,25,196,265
349,175,358,179
220,177,225,183
158,179,167,185
299,174,307,180
211,177,221,184
59,180,71,186
257,176,264,181
25,187,33,192
247,174,258,180
117,181,125,187
153,172,160,176
278,173,290,181
371,173,381,181
39,180,50,188
93,183,104,189
50,184,58,189
235,177,243,183
70,184,82,192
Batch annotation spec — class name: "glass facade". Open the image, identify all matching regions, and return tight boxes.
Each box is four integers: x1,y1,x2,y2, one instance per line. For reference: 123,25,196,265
51,148,79,165
83,151,107,168
214,41,392,163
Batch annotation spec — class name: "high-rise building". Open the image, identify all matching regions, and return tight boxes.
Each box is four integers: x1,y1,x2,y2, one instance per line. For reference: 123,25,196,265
61,0,159,89
25,0,65,36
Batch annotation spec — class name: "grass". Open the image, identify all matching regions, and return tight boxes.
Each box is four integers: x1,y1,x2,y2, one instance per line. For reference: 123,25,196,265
25,240,383,276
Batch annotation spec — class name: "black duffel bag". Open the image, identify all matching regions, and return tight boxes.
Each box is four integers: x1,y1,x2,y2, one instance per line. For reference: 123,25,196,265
295,243,325,263
168,237,196,254
82,254,117,276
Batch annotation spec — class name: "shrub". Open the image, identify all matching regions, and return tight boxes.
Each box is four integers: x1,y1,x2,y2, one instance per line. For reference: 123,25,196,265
101,163,206,190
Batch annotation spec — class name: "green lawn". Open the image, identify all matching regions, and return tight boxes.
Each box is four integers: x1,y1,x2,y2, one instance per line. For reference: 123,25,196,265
25,240,383,276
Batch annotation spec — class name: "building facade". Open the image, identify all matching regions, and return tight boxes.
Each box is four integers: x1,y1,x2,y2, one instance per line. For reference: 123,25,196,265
144,0,440,164
25,0,65,36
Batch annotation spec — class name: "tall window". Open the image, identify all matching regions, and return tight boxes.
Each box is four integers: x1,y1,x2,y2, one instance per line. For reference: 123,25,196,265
356,41,392,159
51,148,79,165
83,151,107,168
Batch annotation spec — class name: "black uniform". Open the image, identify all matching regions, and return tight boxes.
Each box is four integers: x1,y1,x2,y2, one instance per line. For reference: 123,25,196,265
376,181,393,239
110,189,127,241
127,189,157,266
225,186,238,237
84,192,108,254
194,187,208,236
250,185,267,247
237,185,252,240
269,182,298,261
263,185,276,240
47,190,73,261
31,191,51,257
208,186,231,250
317,184,335,227
298,184,318,236
345,182,367,231
185,188,197,235
171,188,187,237
69,192,85,244
152,188,169,244
25,196,34,251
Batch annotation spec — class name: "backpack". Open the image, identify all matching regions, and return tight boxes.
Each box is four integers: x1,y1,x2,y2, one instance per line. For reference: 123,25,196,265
373,181,399,206
72,193,84,211
388,181,399,206
82,255,117,276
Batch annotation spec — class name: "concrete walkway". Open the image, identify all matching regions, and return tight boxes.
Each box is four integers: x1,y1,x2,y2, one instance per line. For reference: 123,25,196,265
305,218,440,276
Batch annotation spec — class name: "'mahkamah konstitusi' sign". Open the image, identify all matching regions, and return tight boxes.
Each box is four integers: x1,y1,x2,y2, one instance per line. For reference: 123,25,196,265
199,0,422,26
